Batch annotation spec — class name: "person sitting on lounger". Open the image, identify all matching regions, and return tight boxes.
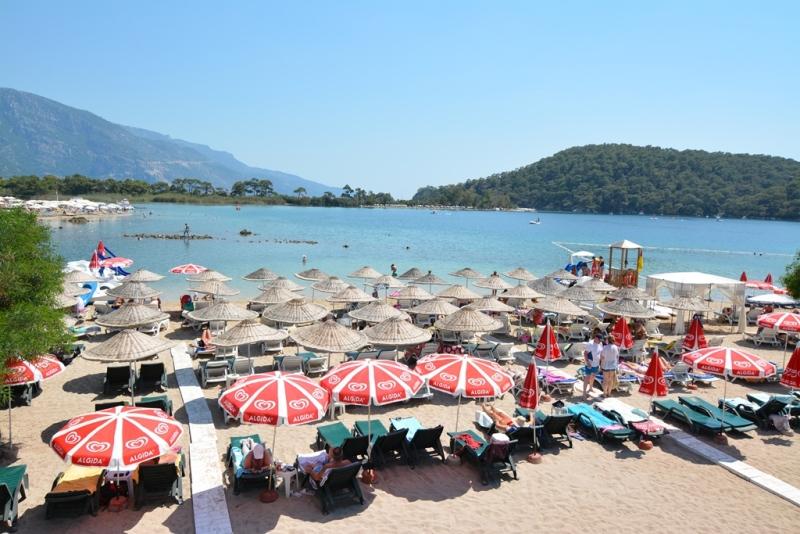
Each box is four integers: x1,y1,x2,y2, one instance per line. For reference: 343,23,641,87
482,405,524,432
194,326,214,355
303,447,350,487
243,443,272,473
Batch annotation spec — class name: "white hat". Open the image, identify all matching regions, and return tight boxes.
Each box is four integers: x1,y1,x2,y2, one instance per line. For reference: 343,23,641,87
252,443,265,459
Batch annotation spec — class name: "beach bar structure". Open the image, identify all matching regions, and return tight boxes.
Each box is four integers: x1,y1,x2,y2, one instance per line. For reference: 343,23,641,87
606,239,643,287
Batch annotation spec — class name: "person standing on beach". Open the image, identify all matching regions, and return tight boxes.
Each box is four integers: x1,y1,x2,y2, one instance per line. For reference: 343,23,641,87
582,333,603,398
600,335,620,396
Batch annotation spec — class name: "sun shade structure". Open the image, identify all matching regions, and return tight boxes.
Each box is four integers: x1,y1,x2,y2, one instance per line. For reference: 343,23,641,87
56,293,80,308
597,298,656,319
397,267,424,280
63,270,97,283
106,282,161,300
186,270,232,282
290,319,368,353
408,298,460,316
186,300,258,322
659,296,711,312
504,267,537,282
62,286,90,297
189,280,240,297
262,298,328,325
412,271,448,288
328,285,377,304
349,266,383,280
578,277,617,292
533,296,589,316
466,297,515,313
243,267,280,281
609,286,650,301
94,303,169,328
434,307,502,333
124,269,164,282
259,276,305,292
395,285,434,301
369,275,405,289
213,319,288,347
219,372,330,425
249,286,298,305
364,316,432,346
311,276,350,294
295,268,331,282
82,329,174,362
560,285,602,302
450,267,485,281
437,285,480,301
348,301,409,323
528,277,566,296
499,284,543,300
473,272,514,291
169,263,207,275
544,269,578,281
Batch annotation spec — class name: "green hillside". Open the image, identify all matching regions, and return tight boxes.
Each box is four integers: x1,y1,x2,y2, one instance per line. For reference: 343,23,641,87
412,144,800,219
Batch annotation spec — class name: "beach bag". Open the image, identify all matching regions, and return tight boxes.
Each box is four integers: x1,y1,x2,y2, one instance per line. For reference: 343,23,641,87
769,414,791,434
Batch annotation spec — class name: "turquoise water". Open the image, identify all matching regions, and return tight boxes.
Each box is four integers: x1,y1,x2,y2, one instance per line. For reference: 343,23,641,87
47,203,799,300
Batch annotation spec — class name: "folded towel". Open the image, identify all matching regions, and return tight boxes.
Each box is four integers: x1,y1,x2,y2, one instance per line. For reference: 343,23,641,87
454,433,483,450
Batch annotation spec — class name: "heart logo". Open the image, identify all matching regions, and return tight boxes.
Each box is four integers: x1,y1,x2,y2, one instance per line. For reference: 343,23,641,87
326,375,341,385
64,431,81,445
377,380,396,391
348,383,367,392
254,400,276,411
439,373,457,382
234,389,249,402
289,399,309,410
312,389,325,400
400,372,412,381
85,441,111,453
125,437,148,449
154,423,169,435
467,378,486,386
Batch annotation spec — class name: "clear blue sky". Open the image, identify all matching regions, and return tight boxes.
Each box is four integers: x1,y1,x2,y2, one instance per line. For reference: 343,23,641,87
1,1,798,198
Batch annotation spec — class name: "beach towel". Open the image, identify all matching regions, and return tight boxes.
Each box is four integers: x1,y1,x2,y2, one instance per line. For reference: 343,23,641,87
454,433,483,450
630,421,663,435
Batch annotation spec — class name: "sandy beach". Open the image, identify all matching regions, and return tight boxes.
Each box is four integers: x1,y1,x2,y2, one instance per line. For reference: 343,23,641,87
9,301,799,534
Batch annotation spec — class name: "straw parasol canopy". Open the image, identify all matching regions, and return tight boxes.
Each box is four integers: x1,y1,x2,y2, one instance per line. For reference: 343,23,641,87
395,285,434,301
311,276,350,294
63,270,97,284
94,303,169,328
435,307,502,333
290,319,367,353
578,277,617,292
249,286,298,305
437,285,480,301
242,267,279,281
528,277,566,296
449,267,485,280
328,285,377,304
364,316,432,346
504,267,537,282
660,296,712,313
499,284,543,300
106,282,161,300
397,267,424,280
262,298,329,325
369,275,405,289
533,296,589,316
349,266,382,280
408,298,461,316
467,297,515,313
349,301,409,323
213,319,288,347
598,298,656,319
124,269,164,282
412,271,448,287
189,280,240,297
545,269,578,281
259,277,304,292
62,286,90,297
186,270,232,282
55,293,80,308
186,300,259,322
560,285,602,302
295,268,330,282
608,286,650,301
82,329,174,362
473,272,513,291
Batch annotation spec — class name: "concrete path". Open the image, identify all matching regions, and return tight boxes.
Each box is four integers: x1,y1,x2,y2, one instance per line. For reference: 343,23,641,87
172,344,233,534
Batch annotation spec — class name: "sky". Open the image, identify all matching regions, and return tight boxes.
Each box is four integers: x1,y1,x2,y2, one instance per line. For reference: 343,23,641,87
1,1,798,198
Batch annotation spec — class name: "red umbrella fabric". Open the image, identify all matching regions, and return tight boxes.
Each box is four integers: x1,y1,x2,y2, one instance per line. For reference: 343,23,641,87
50,406,183,470
320,360,423,406
89,251,100,270
533,323,562,362
682,347,777,378
781,343,800,389
417,353,514,398
2,355,64,385
765,273,773,285
517,359,540,410
170,263,208,275
639,350,668,397
97,241,106,255
100,257,133,268
611,320,633,350
757,312,800,333
739,272,747,282
219,372,330,425
683,316,708,352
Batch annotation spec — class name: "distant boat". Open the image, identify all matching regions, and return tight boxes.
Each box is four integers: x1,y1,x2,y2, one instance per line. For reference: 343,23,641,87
529,217,541,225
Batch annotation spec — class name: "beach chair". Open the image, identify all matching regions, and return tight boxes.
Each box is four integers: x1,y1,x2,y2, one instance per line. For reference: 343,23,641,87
645,320,663,340
447,430,517,485
279,355,305,373
354,351,380,361
707,336,724,347
6,384,35,407
657,339,684,361
226,435,272,495
134,453,185,509
559,342,586,364
566,322,588,341
719,396,789,430
45,465,104,519
566,403,634,443
539,369,578,395
226,357,254,385
136,395,173,415
200,359,229,388
678,396,757,433
594,398,666,440
651,399,729,435
136,362,167,391
468,342,497,360
375,349,397,361
356,422,409,469
491,341,514,364
209,320,226,335
746,307,764,325
419,342,439,358
623,339,648,363
439,330,460,344
305,356,328,377
389,417,445,467
532,409,574,449
744,328,781,347
746,392,800,418
0,465,28,531
103,365,133,395
263,338,284,353
664,363,692,388
95,401,128,411
139,319,168,336
317,462,364,515
315,422,369,462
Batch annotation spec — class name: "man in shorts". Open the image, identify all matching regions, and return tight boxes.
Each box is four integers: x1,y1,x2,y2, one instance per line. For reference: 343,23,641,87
600,335,620,397
582,333,603,399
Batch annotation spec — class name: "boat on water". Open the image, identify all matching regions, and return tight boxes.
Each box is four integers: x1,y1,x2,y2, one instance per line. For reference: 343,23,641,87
529,217,541,225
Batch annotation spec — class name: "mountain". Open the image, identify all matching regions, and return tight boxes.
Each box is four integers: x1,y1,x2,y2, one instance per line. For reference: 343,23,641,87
412,144,800,220
0,88,339,196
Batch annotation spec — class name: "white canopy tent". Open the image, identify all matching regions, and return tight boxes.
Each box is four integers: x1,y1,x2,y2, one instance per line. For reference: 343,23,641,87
646,272,746,333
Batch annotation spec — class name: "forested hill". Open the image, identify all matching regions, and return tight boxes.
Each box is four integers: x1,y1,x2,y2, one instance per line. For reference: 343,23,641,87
411,144,800,219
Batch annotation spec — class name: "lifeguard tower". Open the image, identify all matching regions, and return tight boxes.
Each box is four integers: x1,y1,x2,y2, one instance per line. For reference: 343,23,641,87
607,239,643,287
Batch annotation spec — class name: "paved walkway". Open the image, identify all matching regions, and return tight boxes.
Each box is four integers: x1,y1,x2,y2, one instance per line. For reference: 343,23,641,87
171,344,233,534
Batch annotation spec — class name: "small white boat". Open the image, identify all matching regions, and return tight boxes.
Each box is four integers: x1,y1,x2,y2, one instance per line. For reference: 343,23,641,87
529,218,541,225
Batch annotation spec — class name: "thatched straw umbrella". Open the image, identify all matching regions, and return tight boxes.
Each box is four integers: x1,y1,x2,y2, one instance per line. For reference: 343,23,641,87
597,298,656,319
290,319,368,366
560,285,602,303
328,285,377,304
295,268,330,282
213,319,289,358
189,280,240,298
473,272,513,295
434,308,502,334
608,286,650,301
259,277,304,293
348,302,410,324
437,285,480,301
262,298,328,326
242,267,279,282
578,277,617,292
186,300,258,323
528,277,566,297
395,285,434,303
364,316,431,348
63,270,97,284
348,266,382,290
544,269,578,281
500,284,543,300
94,303,169,329
397,267,424,280
467,297,515,313
408,298,460,316
106,282,161,301
249,287,298,306
186,270,232,282
124,269,164,282
311,277,349,294
449,267,485,287
660,296,711,313
504,267,537,283
533,296,589,317
412,271,448,292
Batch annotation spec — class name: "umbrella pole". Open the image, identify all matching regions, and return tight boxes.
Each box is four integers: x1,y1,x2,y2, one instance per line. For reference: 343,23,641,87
7,385,11,445
367,402,372,454
783,336,789,369
270,425,278,491
131,362,136,406
455,394,462,431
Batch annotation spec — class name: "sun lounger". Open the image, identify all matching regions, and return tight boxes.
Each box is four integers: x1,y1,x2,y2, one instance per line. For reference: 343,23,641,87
200,359,229,387
305,356,328,377
594,398,666,439
7,383,36,407
539,368,578,395
279,355,305,373
136,362,167,391
136,395,173,415
226,435,271,495
719,396,789,430
353,420,389,442
645,320,663,339
746,392,800,418
389,417,445,467
467,342,497,360
532,409,574,448
448,430,517,485
134,452,185,509
317,462,364,515
744,328,781,347
104,365,133,395
0,465,28,531
567,403,634,443
678,396,758,433
651,398,728,435
95,401,128,411
45,465,104,519
316,422,368,462
225,357,254,385
357,423,409,468
377,350,399,361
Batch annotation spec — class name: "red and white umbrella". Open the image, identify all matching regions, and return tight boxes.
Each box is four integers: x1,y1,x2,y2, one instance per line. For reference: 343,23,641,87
219,372,330,425
320,359,423,406
639,350,668,397
2,355,64,385
757,312,800,366
611,320,633,350
169,263,208,275
100,257,133,268
533,322,562,362
683,347,777,378
780,343,800,390
517,358,540,411
50,406,183,470
683,316,708,352
89,250,100,270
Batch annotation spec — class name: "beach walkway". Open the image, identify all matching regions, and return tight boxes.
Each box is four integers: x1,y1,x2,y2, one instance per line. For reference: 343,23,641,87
171,344,233,534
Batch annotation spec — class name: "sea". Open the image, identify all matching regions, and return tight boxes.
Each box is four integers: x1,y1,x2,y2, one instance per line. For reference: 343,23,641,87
46,203,799,301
